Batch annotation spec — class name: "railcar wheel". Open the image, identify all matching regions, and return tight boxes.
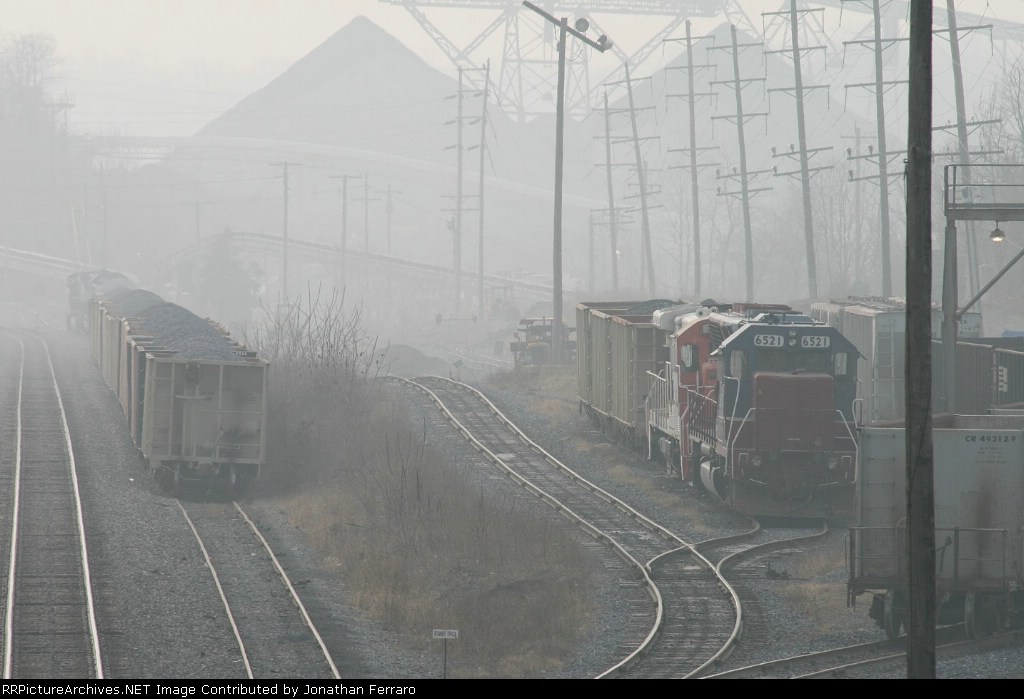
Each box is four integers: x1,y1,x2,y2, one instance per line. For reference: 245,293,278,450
965,591,1004,639
883,588,905,639
154,462,175,494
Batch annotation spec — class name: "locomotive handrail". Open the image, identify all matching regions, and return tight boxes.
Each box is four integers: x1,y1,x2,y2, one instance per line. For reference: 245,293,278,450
834,408,860,483
723,375,743,455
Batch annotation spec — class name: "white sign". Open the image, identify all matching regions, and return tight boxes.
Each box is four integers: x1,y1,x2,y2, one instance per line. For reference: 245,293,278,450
753,334,784,347
432,629,459,639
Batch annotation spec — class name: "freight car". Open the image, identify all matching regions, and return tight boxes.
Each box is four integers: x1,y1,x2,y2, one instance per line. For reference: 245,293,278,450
808,296,987,422
578,299,861,520
847,413,1024,639
66,269,134,332
72,272,268,497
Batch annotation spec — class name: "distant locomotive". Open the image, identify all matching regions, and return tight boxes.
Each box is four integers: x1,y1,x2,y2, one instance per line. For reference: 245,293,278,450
577,299,861,520
70,272,268,497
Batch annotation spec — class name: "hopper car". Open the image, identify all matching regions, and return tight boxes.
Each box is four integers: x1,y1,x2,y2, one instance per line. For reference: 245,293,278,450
577,299,861,520
848,413,1024,640
70,272,268,497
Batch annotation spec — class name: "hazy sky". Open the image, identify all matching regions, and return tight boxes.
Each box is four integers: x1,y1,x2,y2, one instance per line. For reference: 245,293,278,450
3,0,1023,136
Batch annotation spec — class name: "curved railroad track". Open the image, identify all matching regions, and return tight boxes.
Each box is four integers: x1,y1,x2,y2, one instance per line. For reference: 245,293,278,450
0,330,103,679
701,625,1024,678
396,374,825,678
175,499,341,679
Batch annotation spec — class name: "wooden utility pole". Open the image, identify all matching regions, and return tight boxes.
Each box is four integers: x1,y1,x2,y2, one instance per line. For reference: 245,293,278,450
905,0,936,680
843,0,903,298
666,20,717,299
710,25,770,300
270,161,299,302
385,183,402,256
329,174,359,281
933,2,999,321
358,172,380,253
603,71,659,295
444,66,478,317
477,60,490,323
601,90,620,293
623,63,656,296
765,0,833,300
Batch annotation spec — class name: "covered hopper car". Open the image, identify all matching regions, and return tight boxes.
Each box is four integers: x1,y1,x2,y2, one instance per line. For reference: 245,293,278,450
71,273,268,497
578,299,861,520
848,413,1024,639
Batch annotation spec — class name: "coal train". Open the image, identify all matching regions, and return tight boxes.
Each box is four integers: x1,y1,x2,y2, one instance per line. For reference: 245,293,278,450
577,299,861,521
69,270,269,497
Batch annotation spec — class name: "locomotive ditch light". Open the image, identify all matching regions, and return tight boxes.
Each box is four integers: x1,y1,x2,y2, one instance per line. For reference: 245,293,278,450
750,455,763,468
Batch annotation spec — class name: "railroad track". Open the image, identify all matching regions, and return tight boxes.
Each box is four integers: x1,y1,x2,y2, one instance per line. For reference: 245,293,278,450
395,374,826,678
175,500,341,679
0,330,103,678
701,625,1024,678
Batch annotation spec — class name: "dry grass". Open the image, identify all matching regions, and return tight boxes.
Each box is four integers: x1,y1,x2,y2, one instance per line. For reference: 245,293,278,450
775,541,859,634
249,299,602,677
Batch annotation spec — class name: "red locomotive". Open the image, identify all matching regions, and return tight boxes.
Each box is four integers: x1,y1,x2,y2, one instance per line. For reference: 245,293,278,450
578,300,861,520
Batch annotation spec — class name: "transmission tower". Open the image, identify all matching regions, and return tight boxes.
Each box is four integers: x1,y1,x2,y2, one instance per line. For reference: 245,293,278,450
382,0,1024,125
381,1,730,121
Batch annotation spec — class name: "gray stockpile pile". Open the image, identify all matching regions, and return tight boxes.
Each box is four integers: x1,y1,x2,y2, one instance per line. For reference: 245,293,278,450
133,302,242,361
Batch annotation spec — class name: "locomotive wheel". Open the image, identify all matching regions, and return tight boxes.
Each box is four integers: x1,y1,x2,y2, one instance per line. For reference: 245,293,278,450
965,591,1004,639
883,588,905,639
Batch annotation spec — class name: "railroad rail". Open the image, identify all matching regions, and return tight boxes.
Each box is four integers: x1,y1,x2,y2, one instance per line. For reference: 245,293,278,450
176,500,341,679
394,374,823,677
0,331,103,678
701,626,1024,678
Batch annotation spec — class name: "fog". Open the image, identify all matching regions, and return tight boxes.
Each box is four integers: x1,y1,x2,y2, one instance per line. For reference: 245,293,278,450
4,5,1024,350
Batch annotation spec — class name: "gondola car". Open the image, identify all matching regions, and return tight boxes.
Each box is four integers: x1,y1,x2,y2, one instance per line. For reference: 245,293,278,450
578,299,861,520
72,272,268,497
66,269,134,332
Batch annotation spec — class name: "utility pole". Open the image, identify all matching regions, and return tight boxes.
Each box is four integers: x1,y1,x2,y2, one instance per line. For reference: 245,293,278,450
385,182,402,256
905,0,935,679
601,75,659,295
843,0,906,298
194,200,202,296
446,62,490,320
710,25,770,300
842,124,868,288
271,161,299,302
329,174,359,281
933,3,998,321
476,60,490,323
666,20,717,299
601,90,621,292
623,63,656,295
358,172,380,253
522,1,611,363
765,0,833,301
588,210,595,292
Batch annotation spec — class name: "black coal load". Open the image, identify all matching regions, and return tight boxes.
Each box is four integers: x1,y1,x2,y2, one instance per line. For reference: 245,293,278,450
104,288,165,318
133,302,242,361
